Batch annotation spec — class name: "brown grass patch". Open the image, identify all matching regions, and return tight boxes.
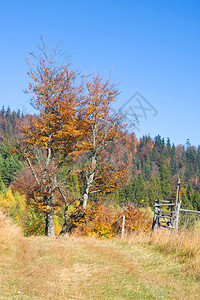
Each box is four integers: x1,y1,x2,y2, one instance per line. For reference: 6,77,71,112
1,211,200,299
126,229,200,280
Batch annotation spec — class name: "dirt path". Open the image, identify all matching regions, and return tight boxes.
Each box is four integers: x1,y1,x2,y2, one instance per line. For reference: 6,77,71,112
1,233,200,299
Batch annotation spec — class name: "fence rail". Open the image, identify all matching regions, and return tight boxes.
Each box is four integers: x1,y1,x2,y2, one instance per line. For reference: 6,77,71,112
152,179,200,233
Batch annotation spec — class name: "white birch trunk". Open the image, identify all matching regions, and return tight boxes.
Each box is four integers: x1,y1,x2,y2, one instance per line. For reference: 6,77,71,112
82,125,97,209
82,155,96,209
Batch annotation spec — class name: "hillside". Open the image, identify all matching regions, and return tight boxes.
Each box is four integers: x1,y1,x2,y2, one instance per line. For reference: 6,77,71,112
1,211,200,299
0,107,200,212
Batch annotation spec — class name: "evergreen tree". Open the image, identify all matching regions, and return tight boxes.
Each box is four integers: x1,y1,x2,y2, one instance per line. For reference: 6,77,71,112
181,193,193,209
154,135,165,154
133,152,140,175
141,157,145,176
0,154,4,172
0,174,5,192
1,158,10,186
1,106,5,118
118,182,135,206
192,192,200,211
0,144,8,159
170,144,178,175
166,137,171,157
148,177,162,207
186,183,194,203
159,156,172,199
134,173,148,206
5,106,11,120
152,145,159,162
0,145,22,186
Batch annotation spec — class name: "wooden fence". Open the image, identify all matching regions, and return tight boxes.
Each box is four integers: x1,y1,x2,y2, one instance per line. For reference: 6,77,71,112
152,179,200,232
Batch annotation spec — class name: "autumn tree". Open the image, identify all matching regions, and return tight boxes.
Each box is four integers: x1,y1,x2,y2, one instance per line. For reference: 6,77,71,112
76,75,128,209
15,38,130,236
18,38,85,236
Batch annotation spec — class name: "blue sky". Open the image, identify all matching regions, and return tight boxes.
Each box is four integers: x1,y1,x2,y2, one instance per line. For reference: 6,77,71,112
0,0,200,146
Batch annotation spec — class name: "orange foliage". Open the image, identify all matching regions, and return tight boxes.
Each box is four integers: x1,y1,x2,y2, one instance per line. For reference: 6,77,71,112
68,201,151,238
115,205,152,234
22,60,84,155
73,75,129,208
15,39,87,233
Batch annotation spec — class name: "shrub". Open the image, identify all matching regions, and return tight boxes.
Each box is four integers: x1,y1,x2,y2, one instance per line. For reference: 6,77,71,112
115,205,152,235
22,202,46,236
0,189,26,225
68,201,151,238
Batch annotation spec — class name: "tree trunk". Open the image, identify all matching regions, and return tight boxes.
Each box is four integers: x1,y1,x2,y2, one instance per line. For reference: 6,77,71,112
82,155,96,209
45,207,56,237
83,192,89,210
82,125,97,209
59,202,70,236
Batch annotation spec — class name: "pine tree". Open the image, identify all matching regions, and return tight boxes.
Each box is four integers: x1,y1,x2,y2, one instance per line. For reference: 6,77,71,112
134,173,148,206
159,156,172,199
193,192,200,211
181,193,193,209
170,144,178,175
0,174,5,192
1,158,10,186
148,177,162,207
186,183,194,203
166,137,171,157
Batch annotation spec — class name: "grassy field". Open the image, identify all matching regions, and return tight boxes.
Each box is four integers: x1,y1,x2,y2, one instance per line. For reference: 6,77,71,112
0,211,200,300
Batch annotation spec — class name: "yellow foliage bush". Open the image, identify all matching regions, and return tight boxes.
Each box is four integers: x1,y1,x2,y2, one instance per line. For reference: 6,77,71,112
0,189,15,210
0,189,26,224
68,201,151,239
54,216,62,237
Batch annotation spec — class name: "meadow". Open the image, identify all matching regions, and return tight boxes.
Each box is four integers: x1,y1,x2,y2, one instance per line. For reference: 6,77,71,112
1,210,200,300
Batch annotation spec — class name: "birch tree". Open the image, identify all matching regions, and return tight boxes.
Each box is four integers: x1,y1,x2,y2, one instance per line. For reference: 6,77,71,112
77,75,128,209
20,38,84,236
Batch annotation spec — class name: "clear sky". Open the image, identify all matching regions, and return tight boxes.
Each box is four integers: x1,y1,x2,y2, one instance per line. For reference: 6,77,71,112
0,0,200,146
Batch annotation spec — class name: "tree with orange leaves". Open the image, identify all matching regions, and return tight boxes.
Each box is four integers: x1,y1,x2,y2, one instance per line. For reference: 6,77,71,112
76,75,129,209
18,39,129,236
19,38,85,236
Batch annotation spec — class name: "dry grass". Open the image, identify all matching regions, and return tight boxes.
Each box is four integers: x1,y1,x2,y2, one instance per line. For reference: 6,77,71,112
0,211,200,299
127,229,200,279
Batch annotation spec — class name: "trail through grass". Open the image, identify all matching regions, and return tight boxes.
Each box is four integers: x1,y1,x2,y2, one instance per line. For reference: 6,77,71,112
0,214,200,299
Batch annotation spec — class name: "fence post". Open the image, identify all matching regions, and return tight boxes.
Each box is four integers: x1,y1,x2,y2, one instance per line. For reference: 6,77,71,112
175,178,181,206
121,215,125,239
174,179,181,233
152,199,159,231
175,201,181,233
